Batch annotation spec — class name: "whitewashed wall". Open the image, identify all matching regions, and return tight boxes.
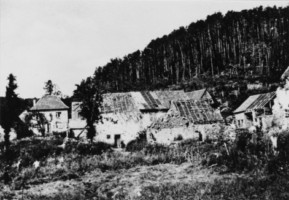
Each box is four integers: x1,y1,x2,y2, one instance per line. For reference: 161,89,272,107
40,110,69,133
95,112,166,145
147,123,223,145
69,111,167,145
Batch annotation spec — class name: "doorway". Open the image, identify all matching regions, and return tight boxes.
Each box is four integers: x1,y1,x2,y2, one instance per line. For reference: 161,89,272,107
114,134,121,148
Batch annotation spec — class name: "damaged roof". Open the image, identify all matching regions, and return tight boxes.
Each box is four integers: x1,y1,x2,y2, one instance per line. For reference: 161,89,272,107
75,89,213,114
234,92,276,113
173,100,223,123
137,89,212,110
153,90,188,108
151,99,223,129
130,91,167,111
102,92,137,113
30,95,69,111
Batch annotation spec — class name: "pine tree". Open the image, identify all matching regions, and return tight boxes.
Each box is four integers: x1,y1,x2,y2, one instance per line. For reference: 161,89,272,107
44,80,54,95
2,74,19,150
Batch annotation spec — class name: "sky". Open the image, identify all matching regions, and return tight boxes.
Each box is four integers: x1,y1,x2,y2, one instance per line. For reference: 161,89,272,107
0,0,288,98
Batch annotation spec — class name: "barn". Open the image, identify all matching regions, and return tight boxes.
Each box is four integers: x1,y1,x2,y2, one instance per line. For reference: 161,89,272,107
147,99,224,144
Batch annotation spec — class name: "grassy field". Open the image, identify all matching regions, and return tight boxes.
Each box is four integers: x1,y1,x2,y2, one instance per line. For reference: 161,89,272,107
0,131,289,200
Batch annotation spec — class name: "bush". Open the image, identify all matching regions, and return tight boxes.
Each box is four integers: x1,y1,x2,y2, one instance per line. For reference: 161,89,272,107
143,143,169,155
126,131,147,152
268,131,289,175
174,134,183,141
75,142,112,155
64,140,112,155
0,137,63,166
53,131,67,138
276,131,289,160
217,129,275,173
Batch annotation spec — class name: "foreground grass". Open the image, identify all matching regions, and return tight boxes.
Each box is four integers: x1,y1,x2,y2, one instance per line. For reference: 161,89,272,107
1,132,289,200
3,163,289,200
12,163,220,200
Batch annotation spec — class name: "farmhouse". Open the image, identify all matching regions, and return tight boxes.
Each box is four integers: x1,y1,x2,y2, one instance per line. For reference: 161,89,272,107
233,92,276,130
147,99,224,144
69,89,216,146
30,95,69,134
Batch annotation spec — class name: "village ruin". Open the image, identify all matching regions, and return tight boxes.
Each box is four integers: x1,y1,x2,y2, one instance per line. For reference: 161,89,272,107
3,67,287,148
69,89,220,146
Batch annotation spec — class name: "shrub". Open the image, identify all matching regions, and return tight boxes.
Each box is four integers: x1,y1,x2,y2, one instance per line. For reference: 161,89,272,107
143,143,169,155
73,141,112,155
53,131,67,138
126,131,147,152
276,131,289,160
268,131,289,175
174,134,183,141
218,129,274,173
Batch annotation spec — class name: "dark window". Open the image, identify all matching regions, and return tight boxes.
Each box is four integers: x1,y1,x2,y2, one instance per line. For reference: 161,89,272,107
56,112,61,118
107,135,111,139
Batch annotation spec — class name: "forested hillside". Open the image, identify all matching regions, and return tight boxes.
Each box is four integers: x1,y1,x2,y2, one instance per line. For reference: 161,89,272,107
77,6,289,110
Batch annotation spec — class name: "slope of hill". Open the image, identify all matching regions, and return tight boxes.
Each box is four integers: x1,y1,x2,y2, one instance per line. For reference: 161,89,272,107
75,6,289,112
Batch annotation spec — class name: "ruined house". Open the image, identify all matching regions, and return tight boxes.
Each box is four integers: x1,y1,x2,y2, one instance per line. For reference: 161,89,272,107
70,89,215,146
147,99,224,144
233,92,276,130
70,92,165,146
30,95,69,134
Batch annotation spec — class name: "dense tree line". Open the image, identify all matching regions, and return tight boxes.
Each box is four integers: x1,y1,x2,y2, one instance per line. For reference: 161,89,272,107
88,6,289,93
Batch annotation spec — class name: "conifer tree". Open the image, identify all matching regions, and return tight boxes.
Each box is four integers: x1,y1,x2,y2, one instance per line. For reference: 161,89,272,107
44,80,54,95
2,74,19,150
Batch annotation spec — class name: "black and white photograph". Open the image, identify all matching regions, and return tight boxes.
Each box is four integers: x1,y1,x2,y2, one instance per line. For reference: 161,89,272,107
0,0,289,199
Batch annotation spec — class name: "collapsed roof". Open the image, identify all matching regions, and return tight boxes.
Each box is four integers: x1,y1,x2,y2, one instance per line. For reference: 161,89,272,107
130,91,167,111
151,99,223,129
234,92,276,114
153,90,189,108
102,93,137,113
173,100,223,123
76,89,213,115
102,93,142,121
130,89,212,111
